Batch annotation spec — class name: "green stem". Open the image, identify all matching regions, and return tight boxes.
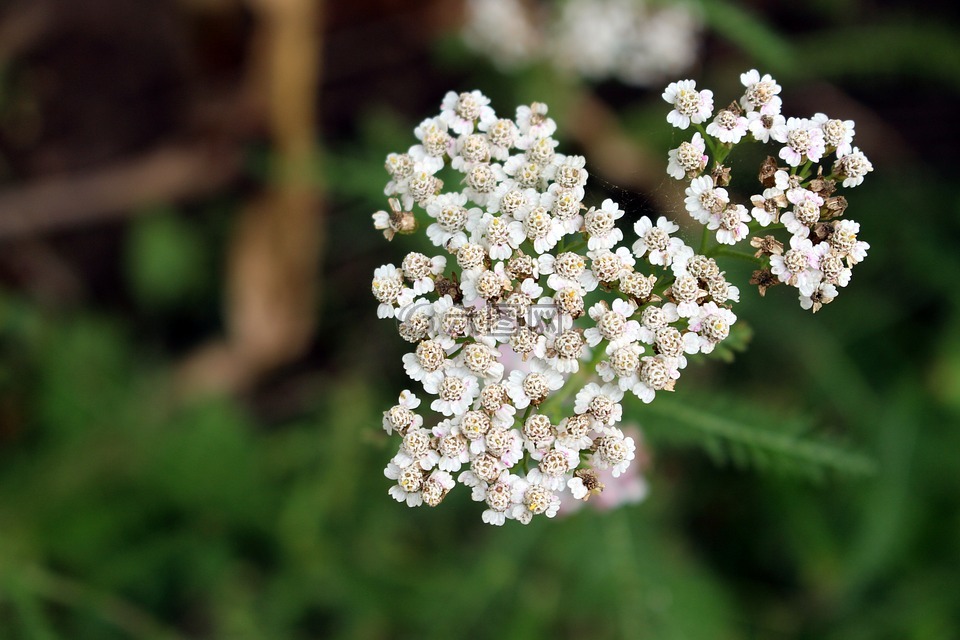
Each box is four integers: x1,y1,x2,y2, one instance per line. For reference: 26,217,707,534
698,224,711,255
693,123,719,158
711,246,764,265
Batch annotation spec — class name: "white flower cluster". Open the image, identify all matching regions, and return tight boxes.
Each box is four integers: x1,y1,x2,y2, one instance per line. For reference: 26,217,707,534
372,90,744,525
462,0,701,87
663,71,872,311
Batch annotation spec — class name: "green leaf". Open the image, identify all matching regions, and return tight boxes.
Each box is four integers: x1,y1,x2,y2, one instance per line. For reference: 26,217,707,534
634,391,876,481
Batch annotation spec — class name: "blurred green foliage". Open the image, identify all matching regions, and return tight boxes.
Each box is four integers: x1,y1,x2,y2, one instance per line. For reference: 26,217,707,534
1,0,960,638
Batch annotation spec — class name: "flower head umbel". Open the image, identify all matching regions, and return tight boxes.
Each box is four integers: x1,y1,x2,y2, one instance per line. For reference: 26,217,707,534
370,82,871,524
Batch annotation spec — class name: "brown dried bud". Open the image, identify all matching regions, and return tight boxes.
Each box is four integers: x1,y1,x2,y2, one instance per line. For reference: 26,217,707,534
759,156,780,188
750,235,784,258
807,176,836,198
726,100,744,116
712,163,732,187
822,195,848,220
750,269,780,297
435,274,462,303
811,222,833,244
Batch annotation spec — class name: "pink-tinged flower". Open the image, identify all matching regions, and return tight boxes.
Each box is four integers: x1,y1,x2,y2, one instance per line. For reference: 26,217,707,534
687,301,737,354
431,419,471,472
662,79,714,129
772,117,825,167
770,235,821,292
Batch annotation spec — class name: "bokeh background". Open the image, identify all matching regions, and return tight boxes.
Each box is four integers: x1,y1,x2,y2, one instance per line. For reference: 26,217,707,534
0,0,959,638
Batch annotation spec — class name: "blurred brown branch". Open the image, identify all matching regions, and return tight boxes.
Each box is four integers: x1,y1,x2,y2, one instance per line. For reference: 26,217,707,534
0,144,242,240
177,0,326,395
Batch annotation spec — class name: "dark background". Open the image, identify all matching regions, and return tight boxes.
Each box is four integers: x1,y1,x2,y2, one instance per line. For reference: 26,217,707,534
0,0,958,638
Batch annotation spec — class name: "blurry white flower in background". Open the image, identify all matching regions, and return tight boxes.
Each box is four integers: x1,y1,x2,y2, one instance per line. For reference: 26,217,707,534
462,0,702,87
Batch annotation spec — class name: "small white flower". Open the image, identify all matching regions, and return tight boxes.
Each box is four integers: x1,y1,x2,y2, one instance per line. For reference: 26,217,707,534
385,461,425,507
504,358,564,409
463,162,507,207
590,427,636,478
470,424,523,468
401,252,446,295
772,117,825,167
584,198,625,251
637,303,680,344
833,147,873,188
545,328,587,374
546,155,589,196
746,111,785,143
812,113,855,157
588,247,636,285
770,234,821,292
480,471,524,526
750,187,786,226
402,339,451,384
439,90,496,135
479,381,517,428
431,419,471,472
515,102,557,147
470,213,526,260
425,192,482,250
479,117,519,161
632,216,687,267
539,251,597,293
687,302,737,354
708,204,751,246
424,368,481,417
739,69,782,115
517,205,564,254
706,107,748,144
410,117,452,173
684,175,729,224
632,354,681,403
781,189,824,237
597,342,644,392
487,181,537,218
800,281,838,312
574,382,624,426
457,341,505,382
382,390,423,435
667,132,708,179
511,472,562,523
460,261,510,304
662,79,714,129
372,264,415,319
584,299,641,354
830,219,870,266
544,183,585,234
